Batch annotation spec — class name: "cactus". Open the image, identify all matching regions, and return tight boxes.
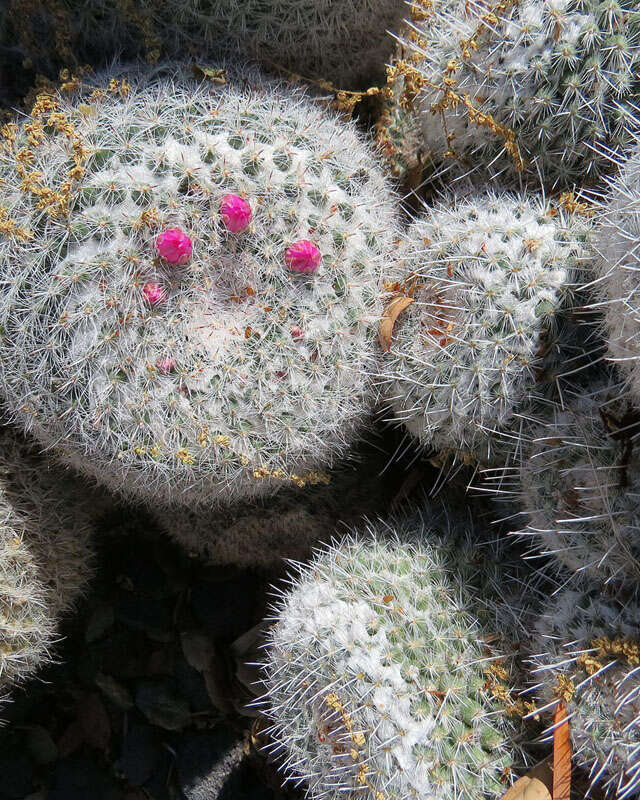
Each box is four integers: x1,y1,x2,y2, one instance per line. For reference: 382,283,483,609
376,191,592,467
3,0,404,90
0,426,94,705
516,380,640,585
259,509,529,800
0,66,399,507
404,0,640,188
530,584,640,799
595,136,640,399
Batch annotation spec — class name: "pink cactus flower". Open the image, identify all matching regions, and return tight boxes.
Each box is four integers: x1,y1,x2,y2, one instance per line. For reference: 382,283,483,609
285,240,321,274
156,228,193,265
290,325,304,342
220,194,252,233
143,281,167,307
156,357,176,374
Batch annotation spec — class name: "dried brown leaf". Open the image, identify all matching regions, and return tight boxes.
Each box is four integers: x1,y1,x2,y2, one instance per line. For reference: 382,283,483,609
553,702,572,800
379,295,414,351
499,760,552,800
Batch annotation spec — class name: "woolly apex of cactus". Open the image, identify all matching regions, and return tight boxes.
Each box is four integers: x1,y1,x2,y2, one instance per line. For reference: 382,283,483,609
529,584,640,799
595,136,640,398
515,379,640,585
404,0,640,188
259,509,531,800
0,66,399,507
376,191,593,467
3,0,405,90
0,426,94,705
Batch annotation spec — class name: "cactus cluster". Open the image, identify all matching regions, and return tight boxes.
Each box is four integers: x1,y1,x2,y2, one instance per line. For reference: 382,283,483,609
375,191,591,465
404,0,640,187
530,585,640,799
0,426,94,705
0,66,398,507
260,510,528,800
3,1,640,797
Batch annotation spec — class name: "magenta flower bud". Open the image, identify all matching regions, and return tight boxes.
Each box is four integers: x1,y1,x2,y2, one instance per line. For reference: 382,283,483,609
143,281,167,307
156,357,176,374
290,325,304,341
285,240,321,274
220,194,252,233
156,228,193,265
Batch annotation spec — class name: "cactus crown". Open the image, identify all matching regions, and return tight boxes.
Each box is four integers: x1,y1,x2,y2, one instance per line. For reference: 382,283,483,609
260,511,526,800
377,192,591,465
531,585,640,799
0,67,398,505
406,0,640,186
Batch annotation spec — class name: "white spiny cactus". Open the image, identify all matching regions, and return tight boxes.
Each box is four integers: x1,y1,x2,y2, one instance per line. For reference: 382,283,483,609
4,0,405,88
260,510,529,800
596,136,640,399
404,0,640,187
530,584,640,799
0,427,94,705
0,66,399,507
516,380,640,585
376,191,592,466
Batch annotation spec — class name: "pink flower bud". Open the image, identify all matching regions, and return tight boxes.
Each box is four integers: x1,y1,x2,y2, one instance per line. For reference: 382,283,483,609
143,281,167,306
156,357,176,374
285,240,321,274
156,228,193,265
220,194,252,233
290,325,304,342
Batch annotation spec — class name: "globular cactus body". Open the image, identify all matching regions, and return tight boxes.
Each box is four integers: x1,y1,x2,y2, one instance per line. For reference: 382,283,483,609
406,0,640,187
0,427,94,704
0,67,399,506
596,137,640,399
260,511,527,800
516,383,640,585
376,192,591,465
530,586,640,799
4,0,405,89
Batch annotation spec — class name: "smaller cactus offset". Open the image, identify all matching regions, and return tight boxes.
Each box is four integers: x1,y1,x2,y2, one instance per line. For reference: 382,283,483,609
530,585,640,799
404,0,640,187
0,427,94,705
260,510,528,800
516,380,640,585
376,192,592,466
0,66,399,506
596,136,640,399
